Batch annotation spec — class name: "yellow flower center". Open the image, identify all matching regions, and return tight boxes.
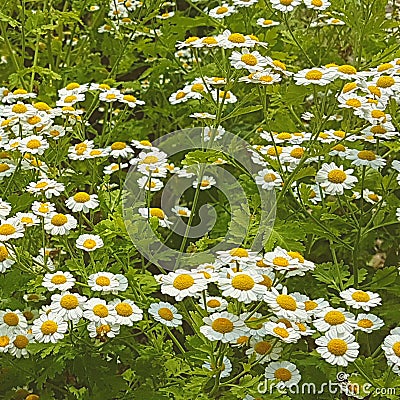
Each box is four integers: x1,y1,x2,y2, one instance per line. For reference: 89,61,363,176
305,70,323,80
83,239,97,249
376,76,395,88
96,324,111,335
296,322,307,332
158,307,174,320
368,85,381,97
116,302,133,316
0,245,9,261
0,224,16,236
200,180,210,187
264,173,277,182
368,193,379,202
324,311,345,325
273,60,286,70
191,83,204,92
13,335,29,349
290,148,304,159
357,319,373,328
263,20,273,25
106,94,116,100
231,274,255,290
287,251,305,263
337,65,357,75
236,335,249,344
351,290,370,302
202,37,218,45
207,299,221,308
276,294,297,311
26,139,41,149
36,181,49,189
26,395,40,400
219,91,231,99
123,95,137,102
370,125,386,135
346,99,362,108
51,274,67,284
185,36,199,44
212,317,234,333
27,116,41,125
0,163,10,172
267,146,282,156
311,0,323,5
371,110,386,119
51,214,68,226
64,95,77,103
254,340,272,355
280,0,293,4
304,300,318,311
230,247,249,257
392,342,400,357
327,338,348,356
139,140,152,146
228,33,246,43
327,169,347,184
273,326,289,338
377,63,393,72
21,217,33,224
241,54,258,66
0,336,10,347
60,294,79,309
216,6,229,14
73,192,90,203
342,82,357,93
275,368,292,381
66,82,80,90
142,155,159,164
41,320,58,335
272,257,289,267
173,274,195,290
3,312,19,326
259,275,273,288
99,84,111,90
357,150,376,161
150,208,165,219
111,142,127,150
93,304,109,317
12,104,28,114
14,88,28,95
95,276,111,286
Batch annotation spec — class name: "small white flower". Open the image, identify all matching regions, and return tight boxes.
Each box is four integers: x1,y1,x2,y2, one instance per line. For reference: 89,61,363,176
83,298,117,325
65,192,99,213
42,271,76,291
316,162,358,195
192,175,216,190
110,299,143,326
265,361,301,388
44,213,77,235
76,234,104,251
339,288,381,311
355,313,384,333
148,301,182,327
50,291,87,322
32,313,68,343
255,169,283,190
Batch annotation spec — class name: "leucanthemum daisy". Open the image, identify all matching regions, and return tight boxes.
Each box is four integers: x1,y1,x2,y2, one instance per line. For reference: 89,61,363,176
108,141,134,158
32,312,68,343
246,338,283,363
138,207,173,228
200,311,248,343
0,218,24,241
0,309,28,336
264,321,301,343
31,201,56,217
263,247,300,272
110,299,143,326
20,135,49,155
87,321,120,339
88,272,127,293
50,291,87,322
217,30,257,49
313,307,357,334
382,329,400,367
103,162,128,175
75,234,104,252
316,330,359,366
316,162,358,195
239,70,282,85
199,295,228,312
160,270,208,301
44,212,77,235
42,271,76,291
148,301,182,327
230,49,267,72
14,212,40,227
304,0,331,10
241,312,267,339
256,18,280,28
255,168,283,190
171,206,191,218
192,175,216,190
294,67,335,86
355,313,384,333
208,4,236,19
270,0,301,13
26,178,65,198
203,356,232,378
9,332,32,358
137,176,164,191
345,149,386,170
265,361,301,388
0,333,13,353
65,192,99,213
339,288,381,311
0,244,15,272
83,298,117,325
211,90,238,104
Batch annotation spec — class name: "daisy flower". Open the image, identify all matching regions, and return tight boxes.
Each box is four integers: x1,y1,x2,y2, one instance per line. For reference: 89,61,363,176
0,244,15,272
31,201,56,217
0,162,16,179
50,291,87,322
246,338,283,363
263,247,300,272
44,213,77,235
304,0,331,10
316,162,358,195
200,311,248,343
32,312,68,343
382,330,400,367
263,287,308,321
192,175,216,190
9,332,32,358
270,0,301,13
119,94,145,108
216,247,258,266
256,18,280,28
0,198,11,218
314,307,357,334
108,141,134,158
65,192,99,213
203,356,232,378
264,321,301,343
110,299,143,326
199,296,228,312
14,212,40,227
230,49,267,72
334,64,359,80
218,270,266,303
265,361,301,388
316,331,359,366
255,168,283,190
76,234,104,251
0,309,28,336
131,139,157,151
326,17,345,25
0,333,13,353
138,207,173,228
294,67,335,86
171,206,191,218
83,298,117,325
99,89,121,103
0,218,24,241
133,150,168,170
208,4,236,19
103,162,128,175
355,313,384,333
19,135,49,155
217,30,257,49
26,178,65,198
345,149,386,170
241,312,267,339
160,270,208,301
373,74,400,96
240,70,282,85
137,176,164,191
56,93,85,107
339,288,381,311
211,90,238,104
148,301,182,327
42,271,76,291
88,272,123,293
169,89,190,104
87,321,120,339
